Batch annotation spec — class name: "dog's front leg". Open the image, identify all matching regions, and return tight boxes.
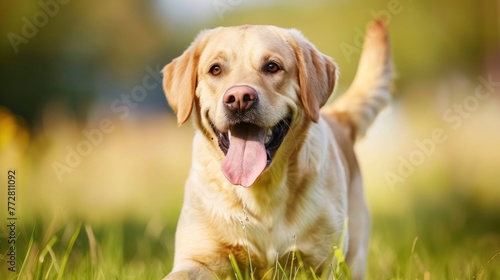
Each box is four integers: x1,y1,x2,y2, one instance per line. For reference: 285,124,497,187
163,261,214,280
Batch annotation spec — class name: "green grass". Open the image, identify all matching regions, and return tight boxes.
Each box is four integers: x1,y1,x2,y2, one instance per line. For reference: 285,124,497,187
0,219,175,279
365,191,500,280
1,108,500,279
2,191,499,279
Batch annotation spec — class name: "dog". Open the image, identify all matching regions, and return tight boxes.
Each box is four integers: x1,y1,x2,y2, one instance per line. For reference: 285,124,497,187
161,20,392,279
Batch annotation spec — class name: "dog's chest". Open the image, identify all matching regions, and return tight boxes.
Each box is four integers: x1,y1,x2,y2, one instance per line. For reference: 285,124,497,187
230,200,330,271
234,215,296,268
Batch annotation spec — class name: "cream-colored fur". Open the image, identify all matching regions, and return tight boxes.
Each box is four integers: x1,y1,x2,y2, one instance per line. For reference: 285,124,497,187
162,20,392,280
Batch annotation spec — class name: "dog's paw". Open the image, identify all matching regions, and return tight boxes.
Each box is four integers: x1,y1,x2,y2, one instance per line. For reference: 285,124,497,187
162,268,214,280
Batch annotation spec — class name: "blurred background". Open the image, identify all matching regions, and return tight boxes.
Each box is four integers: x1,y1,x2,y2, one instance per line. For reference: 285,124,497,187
1,0,499,279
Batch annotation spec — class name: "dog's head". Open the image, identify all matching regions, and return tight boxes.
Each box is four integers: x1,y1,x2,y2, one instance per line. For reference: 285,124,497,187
163,25,337,187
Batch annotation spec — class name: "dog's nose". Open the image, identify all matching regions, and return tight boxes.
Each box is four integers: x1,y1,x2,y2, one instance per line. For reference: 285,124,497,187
223,86,258,113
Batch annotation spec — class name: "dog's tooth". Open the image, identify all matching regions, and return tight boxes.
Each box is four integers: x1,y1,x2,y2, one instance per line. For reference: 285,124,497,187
265,129,272,144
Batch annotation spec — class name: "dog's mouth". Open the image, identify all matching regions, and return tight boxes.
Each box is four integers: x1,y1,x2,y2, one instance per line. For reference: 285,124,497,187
210,117,291,187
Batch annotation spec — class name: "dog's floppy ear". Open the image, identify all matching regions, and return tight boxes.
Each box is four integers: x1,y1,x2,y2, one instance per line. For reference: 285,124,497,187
162,30,209,125
289,30,338,122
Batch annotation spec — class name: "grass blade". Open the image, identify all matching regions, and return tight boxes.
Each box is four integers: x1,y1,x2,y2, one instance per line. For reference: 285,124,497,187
57,222,82,280
36,235,58,280
17,224,36,280
230,253,244,280
309,267,320,280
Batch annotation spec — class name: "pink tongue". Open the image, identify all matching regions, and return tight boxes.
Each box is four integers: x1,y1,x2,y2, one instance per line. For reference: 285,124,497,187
221,124,267,187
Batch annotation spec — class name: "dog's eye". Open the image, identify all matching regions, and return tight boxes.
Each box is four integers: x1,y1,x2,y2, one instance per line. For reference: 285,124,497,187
209,64,222,76
264,62,281,73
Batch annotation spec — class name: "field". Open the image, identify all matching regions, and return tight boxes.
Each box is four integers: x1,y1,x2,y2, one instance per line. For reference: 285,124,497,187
1,83,500,279
1,0,499,279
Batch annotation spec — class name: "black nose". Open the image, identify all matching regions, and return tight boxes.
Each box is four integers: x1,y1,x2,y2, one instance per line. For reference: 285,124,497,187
223,85,258,113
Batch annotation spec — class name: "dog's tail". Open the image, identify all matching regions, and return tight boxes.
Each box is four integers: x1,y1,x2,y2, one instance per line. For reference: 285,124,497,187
323,19,393,140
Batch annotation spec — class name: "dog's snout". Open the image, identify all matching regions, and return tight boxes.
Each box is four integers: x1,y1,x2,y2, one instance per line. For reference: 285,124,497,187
223,86,258,113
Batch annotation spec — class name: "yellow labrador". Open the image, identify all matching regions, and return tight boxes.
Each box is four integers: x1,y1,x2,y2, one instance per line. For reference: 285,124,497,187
162,20,392,279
